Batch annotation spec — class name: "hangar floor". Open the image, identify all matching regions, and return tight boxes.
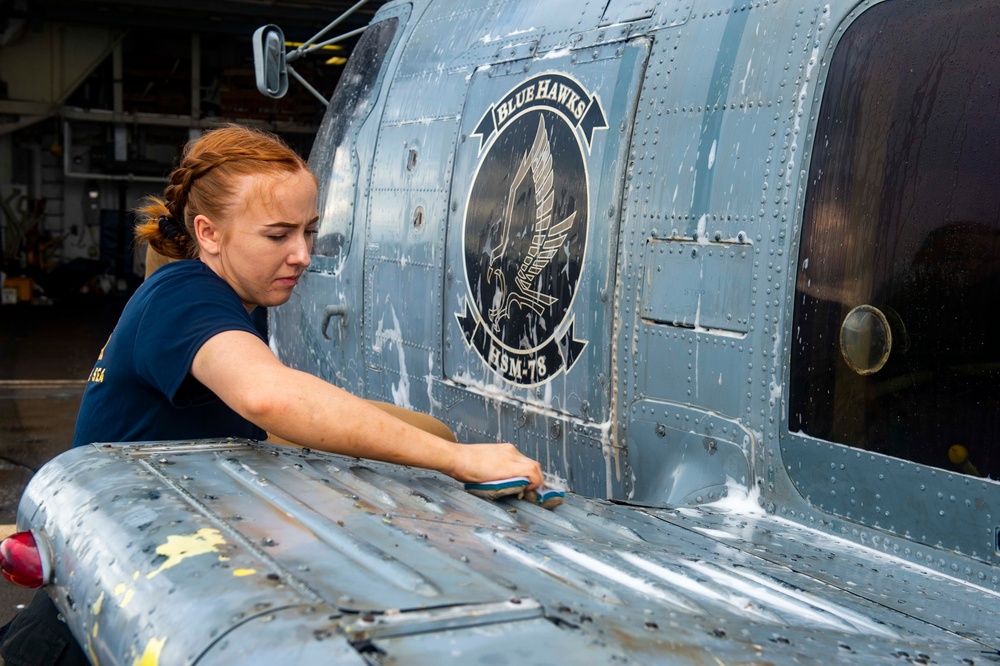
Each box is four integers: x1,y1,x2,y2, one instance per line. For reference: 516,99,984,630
0,295,126,624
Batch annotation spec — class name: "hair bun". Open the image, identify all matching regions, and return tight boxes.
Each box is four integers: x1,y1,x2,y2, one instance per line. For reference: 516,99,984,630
157,215,187,243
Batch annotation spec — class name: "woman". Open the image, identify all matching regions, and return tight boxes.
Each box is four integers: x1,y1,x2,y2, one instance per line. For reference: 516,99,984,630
1,124,541,665
74,124,542,484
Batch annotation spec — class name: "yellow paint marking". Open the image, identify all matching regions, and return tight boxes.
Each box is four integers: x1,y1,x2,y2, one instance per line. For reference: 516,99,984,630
92,591,105,615
233,568,257,577
132,636,167,666
87,633,99,666
112,582,135,608
146,528,227,580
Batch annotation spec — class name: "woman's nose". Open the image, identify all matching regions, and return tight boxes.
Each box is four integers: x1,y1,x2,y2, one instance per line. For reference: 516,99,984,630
289,234,312,266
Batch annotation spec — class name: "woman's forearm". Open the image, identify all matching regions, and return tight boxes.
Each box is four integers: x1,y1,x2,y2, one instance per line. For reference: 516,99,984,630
250,368,463,473
192,330,542,485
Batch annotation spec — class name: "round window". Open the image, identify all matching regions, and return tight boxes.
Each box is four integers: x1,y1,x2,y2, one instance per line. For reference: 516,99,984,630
839,305,892,375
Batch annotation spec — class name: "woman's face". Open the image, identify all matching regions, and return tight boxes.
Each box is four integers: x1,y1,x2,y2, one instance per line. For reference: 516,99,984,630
198,168,318,310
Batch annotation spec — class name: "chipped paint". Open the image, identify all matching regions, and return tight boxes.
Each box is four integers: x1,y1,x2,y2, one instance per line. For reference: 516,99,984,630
146,528,227,579
88,588,105,663
86,633,99,666
113,575,137,608
91,591,104,615
132,636,166,666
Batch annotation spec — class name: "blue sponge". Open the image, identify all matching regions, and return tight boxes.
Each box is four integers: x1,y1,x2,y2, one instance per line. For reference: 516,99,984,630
464,476,566,510
524,487,566,509
464,476,531,499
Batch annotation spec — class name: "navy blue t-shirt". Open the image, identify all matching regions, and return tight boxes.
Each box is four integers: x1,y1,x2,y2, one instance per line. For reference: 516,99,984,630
72,260,267,447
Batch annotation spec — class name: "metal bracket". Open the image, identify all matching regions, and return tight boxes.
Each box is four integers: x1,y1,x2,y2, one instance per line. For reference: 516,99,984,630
322,304,348,340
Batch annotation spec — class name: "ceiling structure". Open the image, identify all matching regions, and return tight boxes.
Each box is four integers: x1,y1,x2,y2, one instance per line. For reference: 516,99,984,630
0,0,402,196
4,0,388,41
0,0,392,138
0,0,392,247
0,0,394,159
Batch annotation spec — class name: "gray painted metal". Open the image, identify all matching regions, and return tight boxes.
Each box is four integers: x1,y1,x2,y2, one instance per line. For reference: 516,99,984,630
12,0,1000,662
19,441,1000,664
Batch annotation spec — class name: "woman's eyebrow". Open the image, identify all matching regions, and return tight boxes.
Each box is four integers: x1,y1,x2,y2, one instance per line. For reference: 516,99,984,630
263,220,307,228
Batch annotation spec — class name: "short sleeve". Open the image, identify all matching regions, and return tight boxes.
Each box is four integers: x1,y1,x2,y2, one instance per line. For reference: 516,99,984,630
131,265,261,405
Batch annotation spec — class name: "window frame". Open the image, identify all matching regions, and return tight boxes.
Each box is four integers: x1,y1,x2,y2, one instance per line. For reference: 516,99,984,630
781,0,1000,565
307,12,406,268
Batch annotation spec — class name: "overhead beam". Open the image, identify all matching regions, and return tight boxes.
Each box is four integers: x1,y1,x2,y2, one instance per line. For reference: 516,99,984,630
8,1,383,39
59,107,318,134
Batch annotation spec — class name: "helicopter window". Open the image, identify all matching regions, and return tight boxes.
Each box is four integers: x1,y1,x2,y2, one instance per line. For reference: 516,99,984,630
790,0,1000,479
308,17,399,259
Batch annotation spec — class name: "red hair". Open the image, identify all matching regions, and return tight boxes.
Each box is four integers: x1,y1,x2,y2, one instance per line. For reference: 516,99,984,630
135,124,311,259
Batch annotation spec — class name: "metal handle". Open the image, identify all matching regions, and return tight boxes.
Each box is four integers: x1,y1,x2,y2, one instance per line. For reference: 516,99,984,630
321,304,348,340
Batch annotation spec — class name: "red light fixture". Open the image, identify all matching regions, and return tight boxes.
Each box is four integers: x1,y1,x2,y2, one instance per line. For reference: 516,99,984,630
0,531,52,589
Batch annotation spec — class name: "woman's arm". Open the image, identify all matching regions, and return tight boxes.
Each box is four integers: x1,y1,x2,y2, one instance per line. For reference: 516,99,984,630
191,329,542,487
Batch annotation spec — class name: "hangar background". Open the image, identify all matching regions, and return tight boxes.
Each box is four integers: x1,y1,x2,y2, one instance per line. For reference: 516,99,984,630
0,0,386,621
1,0,386,293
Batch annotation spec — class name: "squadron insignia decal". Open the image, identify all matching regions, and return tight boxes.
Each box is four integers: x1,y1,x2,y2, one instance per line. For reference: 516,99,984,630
457,73,606,386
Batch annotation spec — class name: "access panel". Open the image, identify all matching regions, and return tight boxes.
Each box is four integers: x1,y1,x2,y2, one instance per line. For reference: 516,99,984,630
444,39,651,423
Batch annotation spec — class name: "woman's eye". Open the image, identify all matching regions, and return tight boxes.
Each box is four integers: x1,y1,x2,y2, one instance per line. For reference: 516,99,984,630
267,234,287,241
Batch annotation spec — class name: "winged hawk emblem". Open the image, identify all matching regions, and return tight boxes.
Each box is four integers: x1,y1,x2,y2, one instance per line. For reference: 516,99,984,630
486,115,576,333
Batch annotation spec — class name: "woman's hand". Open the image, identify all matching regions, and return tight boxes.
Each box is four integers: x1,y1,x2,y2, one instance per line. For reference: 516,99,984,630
445,442,543,489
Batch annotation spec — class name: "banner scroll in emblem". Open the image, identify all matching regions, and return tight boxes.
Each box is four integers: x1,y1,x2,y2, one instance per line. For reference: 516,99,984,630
472,73,608,153
457,303,587,385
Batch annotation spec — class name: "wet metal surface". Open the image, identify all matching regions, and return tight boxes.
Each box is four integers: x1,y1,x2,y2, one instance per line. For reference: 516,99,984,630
8,0,1000,661
20,440,1000,665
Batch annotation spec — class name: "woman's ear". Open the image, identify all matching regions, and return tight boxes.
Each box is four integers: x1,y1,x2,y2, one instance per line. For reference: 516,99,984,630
193,214,222,256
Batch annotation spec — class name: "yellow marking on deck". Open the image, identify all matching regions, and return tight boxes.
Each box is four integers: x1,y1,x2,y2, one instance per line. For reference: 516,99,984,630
92,591,105,615
233,568,257,577
146,528,227,579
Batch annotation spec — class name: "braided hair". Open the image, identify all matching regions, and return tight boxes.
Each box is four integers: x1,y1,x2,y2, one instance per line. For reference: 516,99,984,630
135,124,310,260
